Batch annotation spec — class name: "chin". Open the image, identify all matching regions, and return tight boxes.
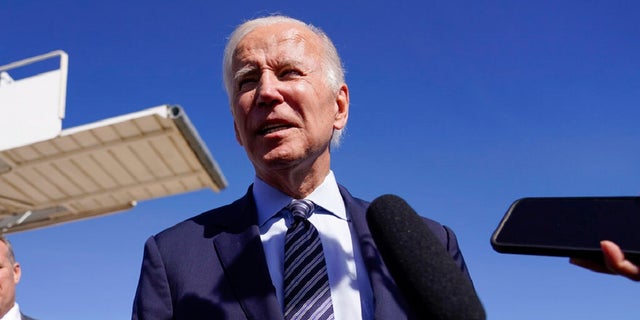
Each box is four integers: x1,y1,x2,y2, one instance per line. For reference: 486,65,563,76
259,150,305,169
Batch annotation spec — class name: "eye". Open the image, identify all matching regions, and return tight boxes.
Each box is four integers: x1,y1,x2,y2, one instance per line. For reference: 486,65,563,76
237,76,258,91
279,68,303,79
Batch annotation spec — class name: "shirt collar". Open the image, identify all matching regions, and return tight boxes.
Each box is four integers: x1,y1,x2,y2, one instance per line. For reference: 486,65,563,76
253,170,347,227
0,303,21,320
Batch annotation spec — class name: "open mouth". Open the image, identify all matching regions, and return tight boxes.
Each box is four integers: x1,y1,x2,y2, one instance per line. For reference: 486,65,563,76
258,123,293,135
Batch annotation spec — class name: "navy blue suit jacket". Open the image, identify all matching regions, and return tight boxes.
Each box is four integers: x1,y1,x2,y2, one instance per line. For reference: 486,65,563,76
132,185,470,319
21,313,35,320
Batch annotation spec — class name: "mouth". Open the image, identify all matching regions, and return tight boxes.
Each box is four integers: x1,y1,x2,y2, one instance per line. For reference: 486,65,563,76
257,123,294,136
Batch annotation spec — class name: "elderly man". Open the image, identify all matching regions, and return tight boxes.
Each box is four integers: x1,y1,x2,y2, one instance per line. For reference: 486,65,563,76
133,15,474,319
0,237,34,320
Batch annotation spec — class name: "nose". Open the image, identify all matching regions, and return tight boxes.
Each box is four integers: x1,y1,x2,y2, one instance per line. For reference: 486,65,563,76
254,71,284,108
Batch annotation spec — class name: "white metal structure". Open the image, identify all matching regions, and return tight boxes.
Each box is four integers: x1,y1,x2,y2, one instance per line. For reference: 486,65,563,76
0,50,68,151
0,52,227,233
0,105,227,233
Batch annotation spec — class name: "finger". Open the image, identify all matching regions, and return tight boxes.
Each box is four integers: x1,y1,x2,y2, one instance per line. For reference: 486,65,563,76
601,240,640,281
600,240,624,263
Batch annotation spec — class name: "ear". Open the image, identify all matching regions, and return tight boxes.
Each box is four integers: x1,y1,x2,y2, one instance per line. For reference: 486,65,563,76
12,262,21,284
333,84,349,130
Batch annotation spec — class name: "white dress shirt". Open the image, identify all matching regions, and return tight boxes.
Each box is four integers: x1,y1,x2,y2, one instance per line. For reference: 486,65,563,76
0,303,22,320
254,171,373,320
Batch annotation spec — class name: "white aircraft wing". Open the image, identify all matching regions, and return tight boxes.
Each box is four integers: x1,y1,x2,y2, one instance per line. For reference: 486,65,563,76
0,105,227,233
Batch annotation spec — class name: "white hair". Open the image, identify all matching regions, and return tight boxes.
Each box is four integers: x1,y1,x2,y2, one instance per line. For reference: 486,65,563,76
222,15,346,147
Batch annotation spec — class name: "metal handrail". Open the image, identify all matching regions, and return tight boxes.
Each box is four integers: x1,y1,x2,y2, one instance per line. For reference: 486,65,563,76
0,50,67,72
0,50,68,119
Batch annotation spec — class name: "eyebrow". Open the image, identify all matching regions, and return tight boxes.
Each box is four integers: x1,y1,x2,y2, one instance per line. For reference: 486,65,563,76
232,58,309,84
233,64,258,83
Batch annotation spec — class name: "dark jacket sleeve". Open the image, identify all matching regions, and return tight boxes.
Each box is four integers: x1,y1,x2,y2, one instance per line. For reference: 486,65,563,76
132,236,174,320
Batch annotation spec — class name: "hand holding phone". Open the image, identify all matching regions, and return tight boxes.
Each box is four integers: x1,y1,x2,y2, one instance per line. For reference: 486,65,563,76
570,240,640,281
491,197,640,263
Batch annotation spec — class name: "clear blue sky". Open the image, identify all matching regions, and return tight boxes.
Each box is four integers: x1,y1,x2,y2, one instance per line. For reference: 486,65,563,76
2,1,639,319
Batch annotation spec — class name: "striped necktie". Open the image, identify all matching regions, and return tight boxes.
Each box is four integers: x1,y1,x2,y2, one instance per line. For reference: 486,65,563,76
283,199,335,320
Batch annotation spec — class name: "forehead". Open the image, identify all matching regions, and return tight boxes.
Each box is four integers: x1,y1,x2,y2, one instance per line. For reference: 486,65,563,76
232,22,323,66
0,242,9,260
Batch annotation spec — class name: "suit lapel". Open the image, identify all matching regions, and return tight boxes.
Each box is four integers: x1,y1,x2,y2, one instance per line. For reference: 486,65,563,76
339,186,413,320
212,189,282,320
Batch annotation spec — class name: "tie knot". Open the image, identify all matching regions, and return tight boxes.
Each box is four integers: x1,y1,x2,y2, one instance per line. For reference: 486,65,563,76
286,199,315,221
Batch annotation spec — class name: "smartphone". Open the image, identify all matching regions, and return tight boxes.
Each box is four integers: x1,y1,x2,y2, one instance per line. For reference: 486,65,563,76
491,196,640,262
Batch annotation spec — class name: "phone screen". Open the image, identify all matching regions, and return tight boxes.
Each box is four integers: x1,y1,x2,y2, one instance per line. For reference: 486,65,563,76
491,197,640,261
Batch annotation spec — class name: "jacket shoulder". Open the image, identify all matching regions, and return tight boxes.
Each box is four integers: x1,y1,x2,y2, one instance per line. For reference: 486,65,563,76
152,189,257,244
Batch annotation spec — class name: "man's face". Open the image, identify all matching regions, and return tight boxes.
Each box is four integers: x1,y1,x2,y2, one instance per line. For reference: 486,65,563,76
230,22,349,178
0,242,19,317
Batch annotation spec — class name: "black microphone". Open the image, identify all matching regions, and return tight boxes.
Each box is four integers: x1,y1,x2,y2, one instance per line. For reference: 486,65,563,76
366,194,486,320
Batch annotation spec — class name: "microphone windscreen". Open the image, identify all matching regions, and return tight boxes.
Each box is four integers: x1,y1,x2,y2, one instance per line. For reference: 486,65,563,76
366,194,486,320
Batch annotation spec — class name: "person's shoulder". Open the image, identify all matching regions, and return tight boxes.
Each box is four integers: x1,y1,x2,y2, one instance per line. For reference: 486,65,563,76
337,184,369,207
153,189,255,241
21,314,36,320
342,184,450,238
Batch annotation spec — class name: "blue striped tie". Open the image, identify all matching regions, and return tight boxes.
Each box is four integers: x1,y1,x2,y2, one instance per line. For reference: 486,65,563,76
283,199,335,320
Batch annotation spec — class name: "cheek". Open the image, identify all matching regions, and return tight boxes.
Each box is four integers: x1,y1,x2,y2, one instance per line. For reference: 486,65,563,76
233,91,255,113
232,98,252,123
